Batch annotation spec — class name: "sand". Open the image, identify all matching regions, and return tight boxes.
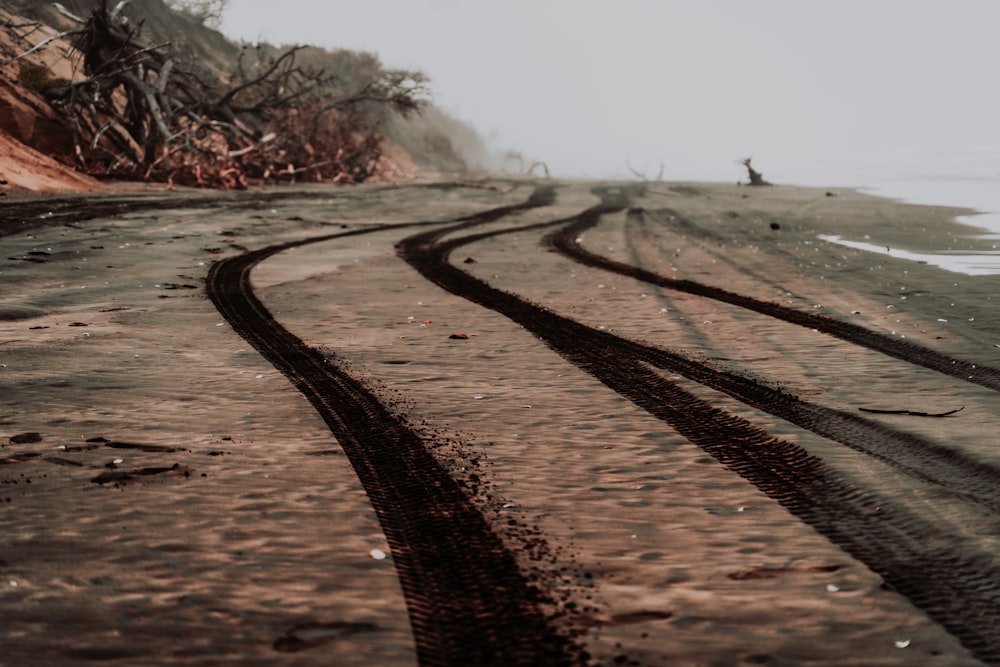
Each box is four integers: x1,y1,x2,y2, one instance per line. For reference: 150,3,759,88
1,180,999,666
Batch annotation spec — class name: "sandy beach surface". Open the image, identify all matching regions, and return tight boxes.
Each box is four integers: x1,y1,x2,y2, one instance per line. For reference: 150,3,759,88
2,179,999,666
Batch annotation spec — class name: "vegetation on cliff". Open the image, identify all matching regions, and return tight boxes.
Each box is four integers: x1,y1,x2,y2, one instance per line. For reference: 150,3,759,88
1,0,491,188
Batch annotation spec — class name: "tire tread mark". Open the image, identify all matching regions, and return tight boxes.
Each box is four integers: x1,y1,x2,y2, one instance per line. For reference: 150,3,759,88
206,191,586,667
420,202,1000,515
396,191,1000,665
546,206,1000,392
542,205,1000,512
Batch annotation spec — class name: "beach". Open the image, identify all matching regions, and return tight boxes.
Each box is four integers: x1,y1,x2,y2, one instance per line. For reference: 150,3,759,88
2,179,999,666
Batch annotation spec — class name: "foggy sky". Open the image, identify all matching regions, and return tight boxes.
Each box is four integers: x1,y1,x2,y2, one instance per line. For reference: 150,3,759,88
220,1,1000,186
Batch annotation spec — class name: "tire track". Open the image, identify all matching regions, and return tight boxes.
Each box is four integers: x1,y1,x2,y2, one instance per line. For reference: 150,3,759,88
397,190,1000,665
538,199,1000,512
426,196,1000,516
206,190,593,667
0,189,329,237
545,202,1000,392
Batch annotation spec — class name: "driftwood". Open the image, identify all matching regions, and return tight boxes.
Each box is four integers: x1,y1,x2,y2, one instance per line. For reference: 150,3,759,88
498,150,551,178
7,0,427,188
526,161,550,178
625,158,664,181
858,406,964,417
738,157,770,186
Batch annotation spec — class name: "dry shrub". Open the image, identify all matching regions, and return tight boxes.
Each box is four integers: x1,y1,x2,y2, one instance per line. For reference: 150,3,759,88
13,0,427,189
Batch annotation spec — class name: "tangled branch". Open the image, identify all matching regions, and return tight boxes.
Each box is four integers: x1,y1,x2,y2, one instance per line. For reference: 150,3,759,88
13,0,428,188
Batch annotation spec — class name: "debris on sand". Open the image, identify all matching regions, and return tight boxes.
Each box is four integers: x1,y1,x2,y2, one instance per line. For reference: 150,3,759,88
8,432,42,445
858,406,964,418
90,463,192,485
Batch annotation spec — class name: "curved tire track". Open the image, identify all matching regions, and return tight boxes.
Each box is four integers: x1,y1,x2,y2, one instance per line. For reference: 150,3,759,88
545,202,1000,392
206,191,589,667
425,195,1000,515
539,196,1000,512
397,192,1000,665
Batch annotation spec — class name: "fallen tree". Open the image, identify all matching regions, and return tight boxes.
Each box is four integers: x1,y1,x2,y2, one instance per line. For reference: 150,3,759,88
7,0,428,188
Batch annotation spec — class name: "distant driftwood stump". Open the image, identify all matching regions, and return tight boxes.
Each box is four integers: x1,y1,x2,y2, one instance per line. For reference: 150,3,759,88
739,157,771,186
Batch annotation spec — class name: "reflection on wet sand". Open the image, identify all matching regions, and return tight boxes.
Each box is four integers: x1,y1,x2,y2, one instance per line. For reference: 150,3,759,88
819,234,1000,276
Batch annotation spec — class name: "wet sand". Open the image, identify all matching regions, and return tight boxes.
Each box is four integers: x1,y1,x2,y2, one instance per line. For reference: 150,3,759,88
1,180,999,666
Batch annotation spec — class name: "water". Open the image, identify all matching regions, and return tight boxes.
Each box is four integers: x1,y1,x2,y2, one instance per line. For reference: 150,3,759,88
816,234,1000,276
863,179,1000,275
866,178,1000,236
785,152,1000,276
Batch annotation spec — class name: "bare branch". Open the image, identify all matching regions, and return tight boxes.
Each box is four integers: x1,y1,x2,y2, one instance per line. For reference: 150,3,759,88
110,1,131,20
2,27,84,65
625,158,646,180
52,3,86,24
20,1,424,188
526,161,549,178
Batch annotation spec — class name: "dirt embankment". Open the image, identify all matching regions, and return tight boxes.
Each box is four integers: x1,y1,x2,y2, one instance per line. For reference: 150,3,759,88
0,7,102,194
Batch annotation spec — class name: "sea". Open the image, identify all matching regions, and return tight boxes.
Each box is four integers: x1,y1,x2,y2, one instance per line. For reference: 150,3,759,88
786,153,1000,276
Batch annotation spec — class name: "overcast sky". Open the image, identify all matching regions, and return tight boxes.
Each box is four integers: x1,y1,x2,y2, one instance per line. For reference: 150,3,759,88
219,1,1000,186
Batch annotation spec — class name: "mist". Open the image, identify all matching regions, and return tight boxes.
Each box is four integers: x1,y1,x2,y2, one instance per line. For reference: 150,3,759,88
220,1,1000,188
